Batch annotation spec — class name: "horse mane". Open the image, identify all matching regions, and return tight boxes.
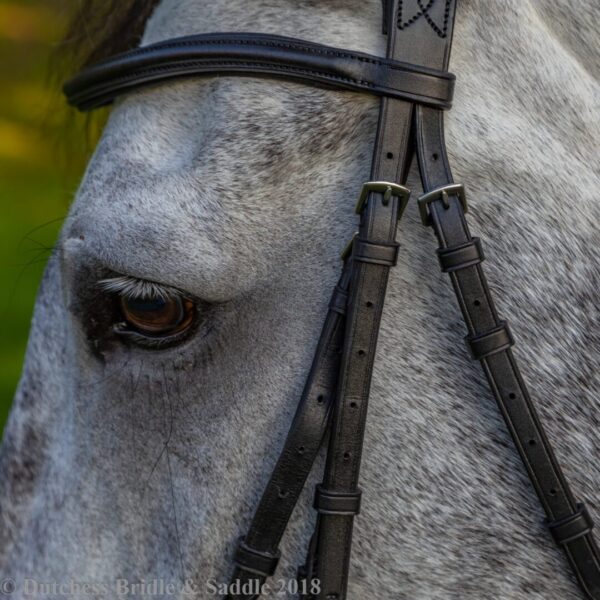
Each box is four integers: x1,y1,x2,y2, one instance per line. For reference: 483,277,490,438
61,0,161,71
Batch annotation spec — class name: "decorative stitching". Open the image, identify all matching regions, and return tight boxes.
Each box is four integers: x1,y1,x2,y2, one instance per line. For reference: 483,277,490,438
71,62,445,110
101,36,383,66
397,0,452,38
75,61,373,95
84,35,452,80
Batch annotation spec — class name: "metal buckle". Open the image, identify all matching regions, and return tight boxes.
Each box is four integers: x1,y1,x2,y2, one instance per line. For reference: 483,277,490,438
343,181,410,261
354,181,411,216
418,183,467,226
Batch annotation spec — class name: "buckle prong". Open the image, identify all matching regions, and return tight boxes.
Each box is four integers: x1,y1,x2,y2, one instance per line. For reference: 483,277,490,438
441,189,450,208
418,183,467,226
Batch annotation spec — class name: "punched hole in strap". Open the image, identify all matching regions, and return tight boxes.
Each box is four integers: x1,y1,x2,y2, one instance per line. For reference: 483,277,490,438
313,484,362,516
352,238,399,267
465,321,514,361
548,503,595,546
234,537,281,577
437,238,485,272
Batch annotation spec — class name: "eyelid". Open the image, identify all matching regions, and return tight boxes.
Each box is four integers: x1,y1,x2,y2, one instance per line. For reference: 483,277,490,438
111,321,194,350
98,275,184,300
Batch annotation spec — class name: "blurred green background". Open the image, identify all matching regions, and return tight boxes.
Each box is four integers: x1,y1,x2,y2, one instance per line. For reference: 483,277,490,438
0,1,92,432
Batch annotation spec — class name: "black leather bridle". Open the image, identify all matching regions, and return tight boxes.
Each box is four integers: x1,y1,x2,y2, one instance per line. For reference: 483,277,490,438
64,1,600,598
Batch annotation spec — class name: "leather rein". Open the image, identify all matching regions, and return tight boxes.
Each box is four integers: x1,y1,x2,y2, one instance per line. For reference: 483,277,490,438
64,1,600,598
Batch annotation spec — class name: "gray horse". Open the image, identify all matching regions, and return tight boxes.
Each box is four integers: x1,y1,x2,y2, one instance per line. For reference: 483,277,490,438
1,0,598,598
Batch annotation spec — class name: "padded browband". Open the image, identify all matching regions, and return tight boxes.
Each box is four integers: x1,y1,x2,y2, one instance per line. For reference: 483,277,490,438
63,32,455,111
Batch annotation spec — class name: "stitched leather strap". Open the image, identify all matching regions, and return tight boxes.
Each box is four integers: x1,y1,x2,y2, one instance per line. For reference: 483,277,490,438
303,3,416,597
411,3,600,595
308,180,408,600
226,265,351,600
63,32,455,111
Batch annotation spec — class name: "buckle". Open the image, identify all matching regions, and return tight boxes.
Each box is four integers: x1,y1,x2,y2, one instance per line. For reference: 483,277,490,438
418,183,467,226
354,181,410,215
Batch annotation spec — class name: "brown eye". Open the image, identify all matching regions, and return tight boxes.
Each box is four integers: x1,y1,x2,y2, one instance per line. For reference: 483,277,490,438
119,295,195,337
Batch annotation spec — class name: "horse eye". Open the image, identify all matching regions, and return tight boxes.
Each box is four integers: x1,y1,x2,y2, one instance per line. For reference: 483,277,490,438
119,295,195,337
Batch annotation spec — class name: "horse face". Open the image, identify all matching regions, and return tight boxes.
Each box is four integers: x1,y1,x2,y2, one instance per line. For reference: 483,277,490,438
2,0,599,597
0,0,384,589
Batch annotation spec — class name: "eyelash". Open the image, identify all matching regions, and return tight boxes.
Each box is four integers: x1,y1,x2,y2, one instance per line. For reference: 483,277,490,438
98,276,181,301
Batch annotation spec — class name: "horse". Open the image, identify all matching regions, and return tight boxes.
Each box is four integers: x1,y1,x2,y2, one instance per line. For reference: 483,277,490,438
1,0,598,598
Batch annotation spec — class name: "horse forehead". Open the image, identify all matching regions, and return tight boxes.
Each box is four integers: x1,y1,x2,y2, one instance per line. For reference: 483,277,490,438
143,0,385,54
91,77,371,170
64,74,372,288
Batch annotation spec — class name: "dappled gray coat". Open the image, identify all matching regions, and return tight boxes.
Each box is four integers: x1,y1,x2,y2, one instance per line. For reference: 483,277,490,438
0,0,599,598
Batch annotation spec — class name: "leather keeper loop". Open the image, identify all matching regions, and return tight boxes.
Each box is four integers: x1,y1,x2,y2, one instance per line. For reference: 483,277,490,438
465,321,514,361
352,239,399,267
437,237,484,272
329,285,348,315
234,537,281,577
548,503,595,546
313,485,362,515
